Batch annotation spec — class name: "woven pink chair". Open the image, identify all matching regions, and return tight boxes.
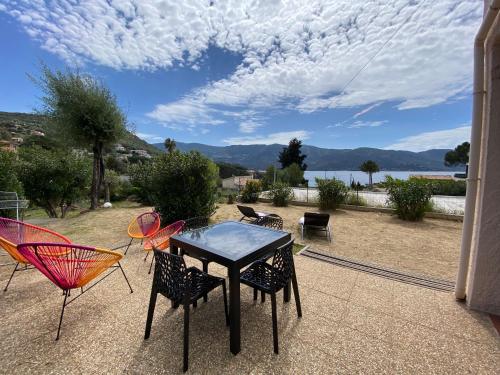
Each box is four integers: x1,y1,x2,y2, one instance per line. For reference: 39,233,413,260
0,217,71,291
17,242,133,340
125,212,161,254
143,220,185,274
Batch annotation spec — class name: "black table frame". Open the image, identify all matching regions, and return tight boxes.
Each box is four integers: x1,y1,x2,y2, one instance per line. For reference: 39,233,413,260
170,221,291,355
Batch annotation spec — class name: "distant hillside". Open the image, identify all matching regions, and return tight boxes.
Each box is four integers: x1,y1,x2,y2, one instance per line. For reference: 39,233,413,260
0,111,161,156
154,142,462,171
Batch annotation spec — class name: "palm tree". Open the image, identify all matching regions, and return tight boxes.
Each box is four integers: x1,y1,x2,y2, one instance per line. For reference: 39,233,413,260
164,138,176,153
360,160,380,188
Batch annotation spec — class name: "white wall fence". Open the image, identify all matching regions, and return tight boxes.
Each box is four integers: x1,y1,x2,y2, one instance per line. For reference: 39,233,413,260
264,188,466,215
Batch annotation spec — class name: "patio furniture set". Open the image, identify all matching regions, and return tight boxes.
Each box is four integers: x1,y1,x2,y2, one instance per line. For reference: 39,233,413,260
0,204,329,372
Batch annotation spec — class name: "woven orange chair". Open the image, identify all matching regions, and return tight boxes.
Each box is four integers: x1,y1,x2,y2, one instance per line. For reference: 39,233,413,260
0,217,71,291
125,212,161,255
143,220,185,274
17,242,133,340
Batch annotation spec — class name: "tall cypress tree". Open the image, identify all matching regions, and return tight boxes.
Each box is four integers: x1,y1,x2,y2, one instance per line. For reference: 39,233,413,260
278,138,307,170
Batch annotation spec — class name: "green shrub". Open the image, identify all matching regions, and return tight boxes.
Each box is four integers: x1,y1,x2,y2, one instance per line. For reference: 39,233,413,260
149,151,218,224
386,176,432,221
18,146,91,218
345,193,367,206
281,163,304,187
227,194,234,204
241,180,261,203
129,161,154,205
268,182,293,207
316,178,348,210
102,170,132,201
419,178,466,196
0,150,23,195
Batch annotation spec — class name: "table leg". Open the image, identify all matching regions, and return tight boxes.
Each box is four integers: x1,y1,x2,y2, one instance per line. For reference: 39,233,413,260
229,266,241,355
170,244,179,255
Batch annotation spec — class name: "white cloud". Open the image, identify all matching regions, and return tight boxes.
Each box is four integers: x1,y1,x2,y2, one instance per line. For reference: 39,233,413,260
328,120,386,129
238,120,263,133
136,132,164,143
1,0,481,120
147,96,224,126
385,126,471,152
224,131,311,145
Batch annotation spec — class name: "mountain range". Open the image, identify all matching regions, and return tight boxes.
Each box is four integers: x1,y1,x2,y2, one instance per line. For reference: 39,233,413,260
154,142,462,171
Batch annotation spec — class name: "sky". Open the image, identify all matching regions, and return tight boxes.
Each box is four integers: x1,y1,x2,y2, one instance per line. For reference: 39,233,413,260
0,0,482,151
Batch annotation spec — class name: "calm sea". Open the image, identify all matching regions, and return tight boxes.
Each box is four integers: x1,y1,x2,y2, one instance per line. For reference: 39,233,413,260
304,170,463,187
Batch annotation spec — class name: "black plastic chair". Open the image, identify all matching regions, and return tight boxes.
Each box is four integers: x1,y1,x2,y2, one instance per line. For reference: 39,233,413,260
254,214,283,230
240,240,302,354
181,216,211,301
144,250,229,373
237,205,268,223
300,212,332,242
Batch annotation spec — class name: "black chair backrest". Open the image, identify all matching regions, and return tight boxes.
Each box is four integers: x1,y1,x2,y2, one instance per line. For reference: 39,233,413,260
237,205,258,219
183,216,209,231
271,240,294,289
304,212,330,227
153,250,187,302
255,214,283,230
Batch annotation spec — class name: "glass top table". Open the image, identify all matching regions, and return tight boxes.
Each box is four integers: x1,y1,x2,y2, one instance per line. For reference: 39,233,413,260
170,220,291,355
173,220,288,263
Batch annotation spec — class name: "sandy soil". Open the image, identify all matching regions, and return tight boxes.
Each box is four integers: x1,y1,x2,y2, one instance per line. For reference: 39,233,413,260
214,202,462,281
30,201,462,281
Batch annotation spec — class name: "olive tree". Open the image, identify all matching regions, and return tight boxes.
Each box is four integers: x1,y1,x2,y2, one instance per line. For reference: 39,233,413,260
34,66,126,209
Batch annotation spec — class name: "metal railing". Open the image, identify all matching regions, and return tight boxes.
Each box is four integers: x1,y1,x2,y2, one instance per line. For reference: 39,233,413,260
0,191,29,221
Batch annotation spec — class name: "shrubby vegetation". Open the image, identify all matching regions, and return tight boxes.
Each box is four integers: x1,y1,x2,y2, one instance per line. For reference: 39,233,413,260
240,180,261,203
148,151,218,223
18,147,91,218
385,176,432,221
345,193,367,206
129,161,155,205
316,178,348,210
268,182,294,207
0,150,23,195
261,163,305,189
425,179,466,196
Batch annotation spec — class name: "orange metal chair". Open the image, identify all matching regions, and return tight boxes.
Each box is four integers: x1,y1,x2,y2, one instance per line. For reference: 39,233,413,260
17,242,133,340
143,220,185,274
0,217,71,291
125,212,161,255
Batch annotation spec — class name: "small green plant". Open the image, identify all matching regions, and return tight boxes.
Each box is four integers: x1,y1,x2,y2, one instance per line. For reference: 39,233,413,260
385,176,432,221
240,180,261,203
268,182,294,207
316,178,348,210
345,193,367,206
227,194,234,204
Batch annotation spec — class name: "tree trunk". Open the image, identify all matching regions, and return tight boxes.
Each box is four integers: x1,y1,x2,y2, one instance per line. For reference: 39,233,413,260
90,142,104,209
369,172,373,188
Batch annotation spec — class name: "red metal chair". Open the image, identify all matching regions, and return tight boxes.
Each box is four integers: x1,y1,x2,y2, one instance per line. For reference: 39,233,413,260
143,220,185,274
17,242,133,340
0,217,71,291
125,212,161,254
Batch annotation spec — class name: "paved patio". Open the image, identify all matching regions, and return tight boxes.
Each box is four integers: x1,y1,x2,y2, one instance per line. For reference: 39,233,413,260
1,239,498,374
1,206,498,374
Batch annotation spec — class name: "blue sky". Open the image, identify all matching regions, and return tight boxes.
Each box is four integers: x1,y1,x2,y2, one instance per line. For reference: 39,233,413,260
0,1,481,151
